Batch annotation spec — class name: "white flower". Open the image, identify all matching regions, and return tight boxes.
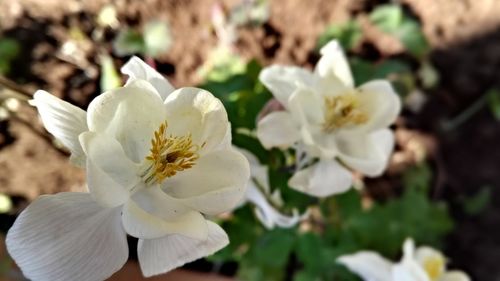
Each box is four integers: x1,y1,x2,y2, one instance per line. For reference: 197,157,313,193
337,238,471,281
256,40,401,197
7,56,250,280
236,147,307,229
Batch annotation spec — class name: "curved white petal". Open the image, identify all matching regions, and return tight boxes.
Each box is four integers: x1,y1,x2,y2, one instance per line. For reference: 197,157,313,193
79,132,139,207
130,186,191,220
414,246,446,280
392,262,430,281
121,56,175,101
246,183,302,229
357,80,401,133
138,221,228,277
289,160,352,197
256,111,301,149
31,90,88,167
315,40,354,87
87,79,166,162
337,251,393,281
440,271,471,281
336,129,394,176
122,197,208,240
6,192,128,281
163,87,229,155
287,87,324,128
164,148,250,215
259,65,318,108
393,239,431,281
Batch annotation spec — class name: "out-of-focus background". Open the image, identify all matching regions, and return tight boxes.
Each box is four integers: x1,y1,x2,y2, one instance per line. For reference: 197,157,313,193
0,0,500,280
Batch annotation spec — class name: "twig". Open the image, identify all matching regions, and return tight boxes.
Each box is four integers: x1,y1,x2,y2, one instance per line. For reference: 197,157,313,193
0,76,33,99
440,94,489,131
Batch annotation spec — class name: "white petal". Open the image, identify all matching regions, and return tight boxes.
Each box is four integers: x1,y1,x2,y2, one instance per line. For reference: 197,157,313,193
393,239,431,281
130,186,191,220
287,87,325,127
6,192,128,281
440,271,471,281
337,251,393,281
414,246,446,276
87,79,166,162
259,65,318,108
392,262,430,281
315,40,354,87
121,56,175,101
246,183,302,229
256,111,301,149
289,160,352,197
336,129,395,176
392,261,431,281
79,132,139,207
31,90,88,167
138,221,229,277
235,147,270,193
164,148,250,215
163,87,229,155
357,80,401,132
122,197,208,240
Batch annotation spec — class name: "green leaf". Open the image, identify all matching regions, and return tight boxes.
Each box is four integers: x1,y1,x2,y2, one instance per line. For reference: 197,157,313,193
99,54,121,91
113,28,145,56
0,38,20,74
317,20,362,51
247,228,296,268
487,89,500,120
369,5,403,33
462,186,491,216
369,4,429,58
402,163,432,192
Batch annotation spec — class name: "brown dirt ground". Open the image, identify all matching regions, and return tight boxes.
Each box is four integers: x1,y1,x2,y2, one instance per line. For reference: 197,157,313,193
1,0,500,280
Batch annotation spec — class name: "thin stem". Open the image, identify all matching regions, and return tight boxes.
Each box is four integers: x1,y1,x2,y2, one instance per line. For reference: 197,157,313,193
441,94,489,131
0,76,33,99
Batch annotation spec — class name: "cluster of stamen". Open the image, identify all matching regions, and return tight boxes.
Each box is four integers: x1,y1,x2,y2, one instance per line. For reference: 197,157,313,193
322,93,368,133
141,121,199,185
423,255,445,281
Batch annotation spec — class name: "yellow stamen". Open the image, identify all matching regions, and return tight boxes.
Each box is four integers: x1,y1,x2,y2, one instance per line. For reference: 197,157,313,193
322,93,368,133
141,121,199,185
423,255,445,281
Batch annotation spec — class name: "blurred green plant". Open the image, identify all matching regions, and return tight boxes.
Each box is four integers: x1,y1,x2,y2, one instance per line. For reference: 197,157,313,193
487,88,500,121
200,60,453,280
0,38,20,75
369,4,430,59
99,53,121,91
113,20,172,58
230,0,270,27
316,20,362,51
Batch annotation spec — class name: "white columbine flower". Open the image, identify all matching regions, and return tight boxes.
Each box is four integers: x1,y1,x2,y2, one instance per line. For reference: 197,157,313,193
6,57,250,280
256,40,401,197
338,238,471,281
237,147,307,229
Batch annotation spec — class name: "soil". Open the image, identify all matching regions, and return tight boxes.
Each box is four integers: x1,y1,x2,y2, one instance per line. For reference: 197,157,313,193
0,0,499,280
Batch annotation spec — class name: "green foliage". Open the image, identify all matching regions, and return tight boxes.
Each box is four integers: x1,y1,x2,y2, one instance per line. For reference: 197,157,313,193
99,54,121,91
230,0,270,27
113,21,171,58
369,4,429,58
317,20,362,51
211,161,453,280
0,38,20,74
487,88,500,120
199,59,271,134
461,186,491,216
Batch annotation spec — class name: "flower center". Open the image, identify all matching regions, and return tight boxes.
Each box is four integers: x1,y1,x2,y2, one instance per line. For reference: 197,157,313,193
423,255,445,281
322,93,368,133
141,121,199,185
